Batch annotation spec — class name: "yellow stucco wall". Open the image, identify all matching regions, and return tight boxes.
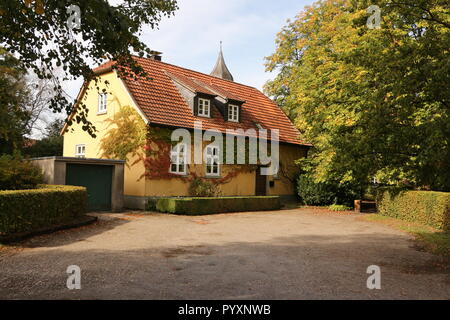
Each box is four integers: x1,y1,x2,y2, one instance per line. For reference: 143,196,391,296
62,71,146,197
144,164,256,197
268,144,308,196
63,71,308,200
144,140,307,197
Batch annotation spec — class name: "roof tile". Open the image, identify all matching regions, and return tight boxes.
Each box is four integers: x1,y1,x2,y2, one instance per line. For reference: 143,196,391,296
98,57,310,146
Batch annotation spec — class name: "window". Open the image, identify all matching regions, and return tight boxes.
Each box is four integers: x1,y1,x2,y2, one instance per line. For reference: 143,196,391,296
198,98,210,117
170,143,187,175
205,146,220,176
75,144,86,158
98,93,107,114
228,104,239,122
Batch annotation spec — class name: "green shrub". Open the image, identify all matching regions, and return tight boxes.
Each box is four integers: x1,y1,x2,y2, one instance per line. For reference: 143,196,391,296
297,174,335,206
0,185,87,234
188,178,221,197
297,174,362,207
146,198,157,211
329,204,351,211
0,155,43,190
156,196,281,215
376,188,450,231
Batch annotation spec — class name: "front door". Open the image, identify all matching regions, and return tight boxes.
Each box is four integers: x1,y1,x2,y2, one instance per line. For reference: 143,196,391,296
255,167,267,196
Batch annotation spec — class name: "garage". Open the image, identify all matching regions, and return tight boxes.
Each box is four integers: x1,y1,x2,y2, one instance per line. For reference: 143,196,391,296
30,157,125,212
66,164,113,211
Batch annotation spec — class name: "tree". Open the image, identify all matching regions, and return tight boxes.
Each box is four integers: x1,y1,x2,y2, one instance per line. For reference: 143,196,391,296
0,48,30,154
23,119,65,158
265,0,450,192
24,74,56,137
0,0,178,136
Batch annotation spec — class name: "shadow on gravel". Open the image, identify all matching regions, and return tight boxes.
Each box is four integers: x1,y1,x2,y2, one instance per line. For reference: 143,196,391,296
0,231,448,300
10,216,130,249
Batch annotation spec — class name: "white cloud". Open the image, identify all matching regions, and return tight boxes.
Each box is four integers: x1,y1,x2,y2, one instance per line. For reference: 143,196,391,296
141,0,308,89
62,0,309,99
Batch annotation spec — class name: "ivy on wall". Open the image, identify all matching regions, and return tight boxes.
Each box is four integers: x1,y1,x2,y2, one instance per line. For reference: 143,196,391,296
100,106,260,194
100,105,147,165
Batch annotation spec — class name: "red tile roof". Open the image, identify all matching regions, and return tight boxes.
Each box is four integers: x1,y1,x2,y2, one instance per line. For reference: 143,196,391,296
97,57,310,146
164,71,217,97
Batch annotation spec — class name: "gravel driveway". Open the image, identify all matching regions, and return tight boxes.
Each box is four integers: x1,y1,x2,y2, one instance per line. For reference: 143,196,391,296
0,208,448,300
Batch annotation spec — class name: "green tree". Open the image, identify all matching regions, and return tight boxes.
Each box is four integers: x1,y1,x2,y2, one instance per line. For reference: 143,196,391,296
0,0,178,136
265,0,450,192
23,119,65,158
0,48,30,154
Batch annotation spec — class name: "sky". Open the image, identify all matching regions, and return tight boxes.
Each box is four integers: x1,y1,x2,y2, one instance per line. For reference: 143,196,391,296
62,0,314,101
32,0,315,139
139,0,313,90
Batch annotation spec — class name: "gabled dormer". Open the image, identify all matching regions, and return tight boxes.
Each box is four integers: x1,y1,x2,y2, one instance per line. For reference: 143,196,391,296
165,67,245,122
193,93,215,118
165,71,217,118
200,82,245,123
226,100,243,123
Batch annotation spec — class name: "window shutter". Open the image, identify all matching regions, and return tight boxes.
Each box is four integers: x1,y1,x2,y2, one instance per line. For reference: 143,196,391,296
193,96,198,116
224,103,229,121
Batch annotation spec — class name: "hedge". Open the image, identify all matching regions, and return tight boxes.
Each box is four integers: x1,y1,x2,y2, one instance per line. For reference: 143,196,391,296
155,196,281,215
376,189,450,231
0,185,88,234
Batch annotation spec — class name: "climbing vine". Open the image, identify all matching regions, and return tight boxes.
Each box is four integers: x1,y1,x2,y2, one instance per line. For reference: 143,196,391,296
100,106,147,166
100,107,260,193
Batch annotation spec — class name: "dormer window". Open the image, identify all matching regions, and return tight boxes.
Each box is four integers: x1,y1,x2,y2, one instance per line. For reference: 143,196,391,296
228,104,239,122
198,98,211,117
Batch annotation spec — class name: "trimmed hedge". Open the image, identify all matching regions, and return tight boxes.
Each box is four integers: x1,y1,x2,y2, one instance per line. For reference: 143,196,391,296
155,196,281,215
0,185,88,234
0,155,43,190
376,189,450,231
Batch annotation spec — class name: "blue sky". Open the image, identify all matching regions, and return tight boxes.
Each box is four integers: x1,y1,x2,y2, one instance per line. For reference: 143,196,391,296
38,0,315,138
64,0,314,103
140,0,314,90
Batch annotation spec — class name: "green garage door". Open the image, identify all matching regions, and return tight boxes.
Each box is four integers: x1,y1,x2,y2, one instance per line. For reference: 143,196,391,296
66,164,113,212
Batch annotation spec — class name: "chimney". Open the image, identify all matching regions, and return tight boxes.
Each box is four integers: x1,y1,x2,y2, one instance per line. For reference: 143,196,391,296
149,50,163,61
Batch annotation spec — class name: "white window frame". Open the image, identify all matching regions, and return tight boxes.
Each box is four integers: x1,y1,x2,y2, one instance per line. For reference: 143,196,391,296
98,92,107,114
228,104,239,122
205,146,220,177
198,98,211,117
75,144,86,158
170,143,187,175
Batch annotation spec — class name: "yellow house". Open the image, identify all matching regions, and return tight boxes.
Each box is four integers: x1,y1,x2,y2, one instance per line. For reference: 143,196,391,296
63,51,311,209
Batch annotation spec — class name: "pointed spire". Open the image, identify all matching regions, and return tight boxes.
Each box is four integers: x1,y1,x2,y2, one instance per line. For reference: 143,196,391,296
210,41,234,82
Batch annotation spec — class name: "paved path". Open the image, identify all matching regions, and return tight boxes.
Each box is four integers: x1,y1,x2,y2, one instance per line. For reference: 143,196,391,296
0,208,448,299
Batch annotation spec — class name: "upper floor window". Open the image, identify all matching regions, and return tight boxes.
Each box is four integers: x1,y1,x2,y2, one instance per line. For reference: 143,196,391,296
75,144,86,158
228,104,239,122
98,93,107,114
170,143,187,175
198,98,210,117
205,146,220,176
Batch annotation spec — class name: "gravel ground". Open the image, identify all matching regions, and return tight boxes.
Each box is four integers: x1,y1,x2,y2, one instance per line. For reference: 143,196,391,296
0,208,448,300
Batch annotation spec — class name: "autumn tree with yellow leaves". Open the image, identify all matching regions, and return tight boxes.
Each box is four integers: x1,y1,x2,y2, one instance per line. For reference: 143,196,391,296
265,0,450,193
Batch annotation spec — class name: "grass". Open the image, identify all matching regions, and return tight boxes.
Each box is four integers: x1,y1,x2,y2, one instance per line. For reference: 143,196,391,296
328,204,352,212
362,214,450,257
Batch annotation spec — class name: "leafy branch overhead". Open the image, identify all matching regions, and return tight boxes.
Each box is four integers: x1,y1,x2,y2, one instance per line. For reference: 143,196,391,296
0,0,178,136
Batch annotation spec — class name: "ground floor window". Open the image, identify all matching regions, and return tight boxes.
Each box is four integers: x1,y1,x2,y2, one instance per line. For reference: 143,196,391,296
170,143,187,174
205,146,220,176
75,144,86,158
